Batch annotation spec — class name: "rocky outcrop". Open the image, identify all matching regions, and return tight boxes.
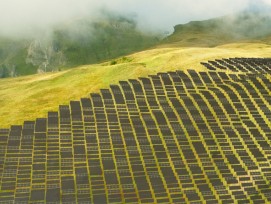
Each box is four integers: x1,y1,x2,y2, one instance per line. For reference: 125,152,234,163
26,40,66,73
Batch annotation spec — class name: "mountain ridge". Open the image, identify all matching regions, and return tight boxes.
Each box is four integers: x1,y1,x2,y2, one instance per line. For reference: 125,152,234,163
161,11,271,47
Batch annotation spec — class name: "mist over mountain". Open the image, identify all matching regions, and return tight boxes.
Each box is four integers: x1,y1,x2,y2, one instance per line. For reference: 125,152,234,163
1,0,271,78
0,11,161,78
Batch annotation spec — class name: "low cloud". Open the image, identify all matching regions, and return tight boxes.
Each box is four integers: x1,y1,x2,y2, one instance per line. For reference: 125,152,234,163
0,0,268,37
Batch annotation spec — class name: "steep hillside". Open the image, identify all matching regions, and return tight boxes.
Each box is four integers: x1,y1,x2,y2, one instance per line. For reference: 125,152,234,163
1,59,271,203
0,38,37,77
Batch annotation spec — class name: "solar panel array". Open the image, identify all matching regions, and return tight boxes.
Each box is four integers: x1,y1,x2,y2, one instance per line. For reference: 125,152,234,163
201,58,271,73
1,62,271,203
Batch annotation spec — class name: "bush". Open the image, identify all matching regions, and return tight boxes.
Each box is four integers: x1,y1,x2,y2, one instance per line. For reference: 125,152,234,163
110,60,117,65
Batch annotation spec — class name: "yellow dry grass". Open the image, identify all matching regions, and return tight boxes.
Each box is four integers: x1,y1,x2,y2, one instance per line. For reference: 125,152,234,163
0,42,271,128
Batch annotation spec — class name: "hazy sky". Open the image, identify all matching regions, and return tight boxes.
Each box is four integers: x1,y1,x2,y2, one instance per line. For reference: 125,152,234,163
0,0,269,37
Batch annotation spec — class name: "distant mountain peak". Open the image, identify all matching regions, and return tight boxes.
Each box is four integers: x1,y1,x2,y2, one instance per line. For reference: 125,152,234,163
246,0,271,13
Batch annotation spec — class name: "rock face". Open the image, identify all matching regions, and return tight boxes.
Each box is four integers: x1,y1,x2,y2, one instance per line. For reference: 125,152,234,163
26,40,66,73
0,64,16,78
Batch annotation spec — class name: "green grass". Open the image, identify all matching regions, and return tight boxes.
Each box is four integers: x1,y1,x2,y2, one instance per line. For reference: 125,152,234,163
0,42,271,127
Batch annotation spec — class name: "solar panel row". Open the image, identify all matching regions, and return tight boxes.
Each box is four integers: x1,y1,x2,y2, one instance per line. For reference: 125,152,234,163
202,58,271,73
0,67,271,203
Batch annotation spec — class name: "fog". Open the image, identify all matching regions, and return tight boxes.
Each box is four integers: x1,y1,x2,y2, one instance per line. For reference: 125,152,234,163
0,0,269,37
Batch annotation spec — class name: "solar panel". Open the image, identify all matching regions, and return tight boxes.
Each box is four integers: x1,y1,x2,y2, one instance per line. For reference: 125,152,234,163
2,65,271,203
202,58,271,73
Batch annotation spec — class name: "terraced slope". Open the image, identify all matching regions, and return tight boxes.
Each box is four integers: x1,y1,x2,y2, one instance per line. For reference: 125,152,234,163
1,63,271,203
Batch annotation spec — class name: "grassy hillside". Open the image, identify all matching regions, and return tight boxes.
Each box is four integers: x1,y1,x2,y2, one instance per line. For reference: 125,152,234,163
1,42,271,127
2,10,271,204
2,11,271,127
2,53,271,203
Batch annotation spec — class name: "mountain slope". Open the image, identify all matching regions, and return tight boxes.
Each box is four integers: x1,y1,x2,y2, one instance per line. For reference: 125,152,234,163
162,11,271,47
1,10,271,204
0,14,160,78
1,62,271,203
2,11,271,78
2,11,271,126
1,42,271,127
